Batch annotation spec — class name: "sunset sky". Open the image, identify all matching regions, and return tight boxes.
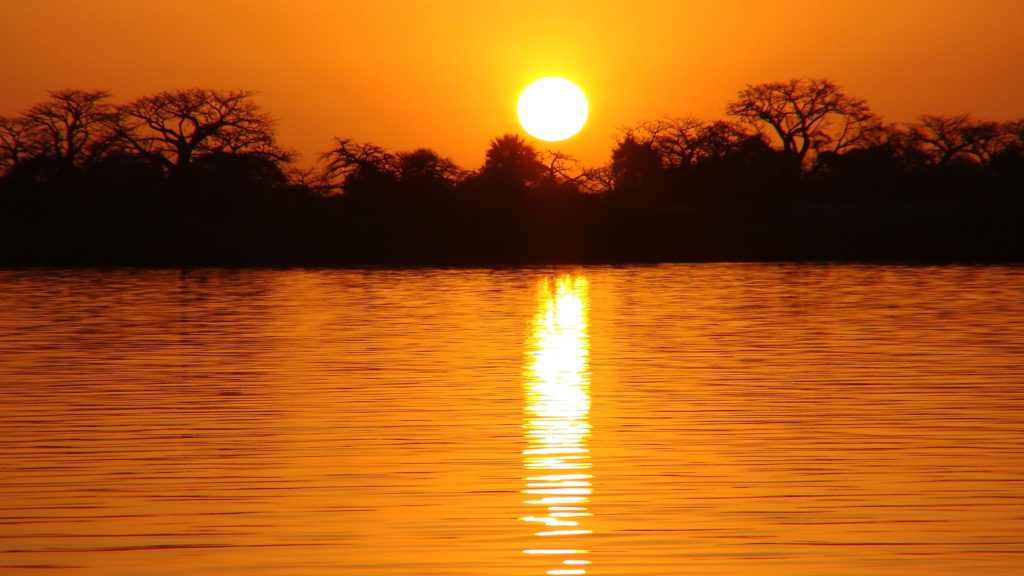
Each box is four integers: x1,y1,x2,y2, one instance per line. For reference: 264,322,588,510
2,0,1022,168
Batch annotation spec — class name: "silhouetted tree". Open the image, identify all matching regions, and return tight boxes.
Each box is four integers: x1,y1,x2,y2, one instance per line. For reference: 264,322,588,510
479,134,546,189
907,114,1010,167
535,150,595,196
623,117,701,169
577,166,613,195
116,89,288,175
2,80,1024,266
726,78,881,170
609,135,663,198
397,148,464,191
1004,119,1024,150
689,120,753,163
319,138,399,197
622,117,751,168
22,89,116,167
0,115,39,173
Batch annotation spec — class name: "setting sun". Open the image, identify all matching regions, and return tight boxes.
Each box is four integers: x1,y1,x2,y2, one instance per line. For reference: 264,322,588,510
517,77,589,142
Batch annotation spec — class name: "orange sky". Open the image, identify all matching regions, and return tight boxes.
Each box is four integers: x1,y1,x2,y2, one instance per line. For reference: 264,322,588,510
2,0,1022,169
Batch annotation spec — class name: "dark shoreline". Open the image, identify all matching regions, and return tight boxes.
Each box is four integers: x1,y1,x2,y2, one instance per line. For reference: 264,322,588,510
4,84,1023,270
4,215,1021,268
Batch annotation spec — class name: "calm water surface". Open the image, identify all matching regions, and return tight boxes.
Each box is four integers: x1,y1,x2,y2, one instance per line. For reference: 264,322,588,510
1,265,1023,575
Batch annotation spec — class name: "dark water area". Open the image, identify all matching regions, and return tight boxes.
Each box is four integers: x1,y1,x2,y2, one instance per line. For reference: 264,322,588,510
1,265,1023,575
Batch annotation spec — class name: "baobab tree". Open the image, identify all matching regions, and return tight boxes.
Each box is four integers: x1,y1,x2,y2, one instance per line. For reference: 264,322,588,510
0,116,39,173
907,114,1009,167
21,89,116,167
116,89,288,175
726,78,882,169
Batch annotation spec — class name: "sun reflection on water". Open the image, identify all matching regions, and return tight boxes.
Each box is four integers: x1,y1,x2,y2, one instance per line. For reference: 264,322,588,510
523,275,592,575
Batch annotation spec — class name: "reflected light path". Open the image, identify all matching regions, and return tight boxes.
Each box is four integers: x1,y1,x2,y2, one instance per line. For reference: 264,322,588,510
522,275,592,575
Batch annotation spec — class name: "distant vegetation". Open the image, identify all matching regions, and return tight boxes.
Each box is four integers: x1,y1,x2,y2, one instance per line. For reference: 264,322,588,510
1,80,1022,265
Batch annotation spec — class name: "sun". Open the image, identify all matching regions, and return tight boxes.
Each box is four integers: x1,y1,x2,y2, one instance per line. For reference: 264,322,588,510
517,77,588,142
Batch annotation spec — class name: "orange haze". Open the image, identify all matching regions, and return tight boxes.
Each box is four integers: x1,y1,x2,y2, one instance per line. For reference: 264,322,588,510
2,0,1022,169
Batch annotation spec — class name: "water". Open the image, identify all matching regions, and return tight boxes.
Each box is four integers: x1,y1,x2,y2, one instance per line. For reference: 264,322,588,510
1,265,1023,575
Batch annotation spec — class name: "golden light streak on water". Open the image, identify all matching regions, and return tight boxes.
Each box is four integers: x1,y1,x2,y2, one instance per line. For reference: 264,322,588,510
522,275,592,574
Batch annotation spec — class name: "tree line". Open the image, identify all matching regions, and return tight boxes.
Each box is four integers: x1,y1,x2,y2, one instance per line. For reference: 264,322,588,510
1,79,1022,265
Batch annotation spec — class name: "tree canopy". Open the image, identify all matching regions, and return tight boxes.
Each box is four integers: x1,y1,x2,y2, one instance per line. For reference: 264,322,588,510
1,79,1022,265
116,89,289,175
726,78,882,168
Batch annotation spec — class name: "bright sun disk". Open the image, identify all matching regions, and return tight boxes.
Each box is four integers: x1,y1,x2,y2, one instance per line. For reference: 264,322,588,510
517,77,588,142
